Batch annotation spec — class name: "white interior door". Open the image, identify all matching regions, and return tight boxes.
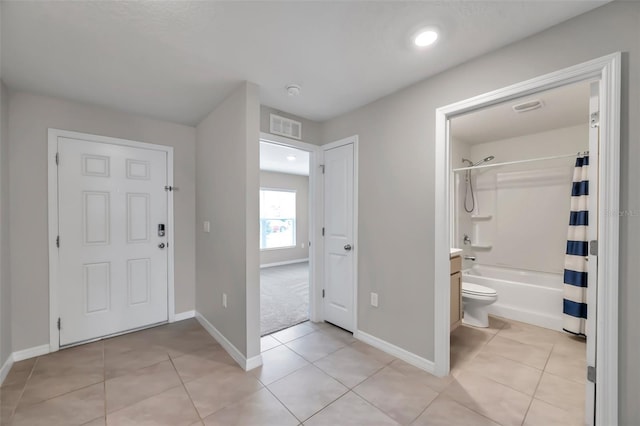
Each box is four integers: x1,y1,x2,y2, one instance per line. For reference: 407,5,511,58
323,140,355,331
584,81,599,426
57,137,168,346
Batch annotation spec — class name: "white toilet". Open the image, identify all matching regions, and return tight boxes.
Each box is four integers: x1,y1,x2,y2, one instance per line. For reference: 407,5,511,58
461,282,498,328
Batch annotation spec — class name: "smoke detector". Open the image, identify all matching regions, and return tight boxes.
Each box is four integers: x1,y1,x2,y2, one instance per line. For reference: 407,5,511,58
512,99,544,113
286,84,301,96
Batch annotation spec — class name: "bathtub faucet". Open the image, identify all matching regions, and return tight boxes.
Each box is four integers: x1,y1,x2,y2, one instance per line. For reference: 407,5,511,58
464,255,476,261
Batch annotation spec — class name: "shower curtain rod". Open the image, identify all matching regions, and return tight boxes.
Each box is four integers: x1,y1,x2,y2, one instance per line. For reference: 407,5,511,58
452,152,588,173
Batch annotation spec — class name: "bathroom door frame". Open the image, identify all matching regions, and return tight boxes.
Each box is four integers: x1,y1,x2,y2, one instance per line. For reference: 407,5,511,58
434,52,620,426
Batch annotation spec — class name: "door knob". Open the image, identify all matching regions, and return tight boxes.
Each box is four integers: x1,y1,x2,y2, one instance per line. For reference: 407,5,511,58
344,244,352,251
158,243,166,249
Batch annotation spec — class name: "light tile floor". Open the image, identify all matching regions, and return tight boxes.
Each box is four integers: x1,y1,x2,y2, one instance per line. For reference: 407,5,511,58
0,316,586,425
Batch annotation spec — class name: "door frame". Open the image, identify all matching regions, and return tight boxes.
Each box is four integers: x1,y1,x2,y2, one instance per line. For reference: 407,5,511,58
258,132,323,322
321,135,359,332
434,52,620,425
47,128,175,352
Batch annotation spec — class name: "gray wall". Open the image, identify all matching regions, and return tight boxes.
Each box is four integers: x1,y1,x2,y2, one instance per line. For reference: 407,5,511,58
321,3,639,422
196,82,261,360
8,92,197,352
0,81,11,368
260,105,322,146
260,171,310,266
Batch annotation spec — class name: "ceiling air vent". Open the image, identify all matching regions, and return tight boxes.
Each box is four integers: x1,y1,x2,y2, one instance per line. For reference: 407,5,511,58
270,114,302,140
512,99,544,113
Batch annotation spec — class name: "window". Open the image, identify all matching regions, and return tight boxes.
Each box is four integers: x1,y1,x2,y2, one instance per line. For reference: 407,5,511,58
260,189,296,250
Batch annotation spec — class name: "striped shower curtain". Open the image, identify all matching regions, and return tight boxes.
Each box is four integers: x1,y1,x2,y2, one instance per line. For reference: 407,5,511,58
562,153,589,337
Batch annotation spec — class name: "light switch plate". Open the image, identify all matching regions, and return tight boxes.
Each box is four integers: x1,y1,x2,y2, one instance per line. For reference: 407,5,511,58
203,221,210,233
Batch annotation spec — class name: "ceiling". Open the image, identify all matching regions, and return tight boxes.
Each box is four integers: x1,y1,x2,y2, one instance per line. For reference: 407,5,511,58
260,142,310,176
451,80,591,144
1,1,609,126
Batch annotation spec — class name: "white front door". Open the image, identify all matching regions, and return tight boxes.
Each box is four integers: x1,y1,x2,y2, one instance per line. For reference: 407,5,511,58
323,139,356,331
57,137,169,346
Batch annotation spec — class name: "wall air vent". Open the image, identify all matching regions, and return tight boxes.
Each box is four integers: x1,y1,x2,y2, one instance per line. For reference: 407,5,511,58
512,99,544,113
270,114,302,140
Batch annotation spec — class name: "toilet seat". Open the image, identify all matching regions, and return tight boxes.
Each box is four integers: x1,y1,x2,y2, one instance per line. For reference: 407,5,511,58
462,282,497,297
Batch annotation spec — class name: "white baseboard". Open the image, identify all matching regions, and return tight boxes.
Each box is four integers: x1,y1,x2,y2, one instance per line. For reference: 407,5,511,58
13,344,50,362
0,354,14,385
195,312,262,371
173,310,196,322
354,330,436,375
260,258,309,269
246,354,263,370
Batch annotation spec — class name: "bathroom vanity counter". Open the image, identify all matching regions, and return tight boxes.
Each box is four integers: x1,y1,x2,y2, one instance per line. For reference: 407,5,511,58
450,248,463,258
450,251,462,331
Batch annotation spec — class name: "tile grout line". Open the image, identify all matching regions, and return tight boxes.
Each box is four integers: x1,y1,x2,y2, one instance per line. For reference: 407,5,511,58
520,345,553,426
167,350,203,422
262,376,341,424
7,355,40,422
453,320,542,426
104,350,192,420
349,386,405,425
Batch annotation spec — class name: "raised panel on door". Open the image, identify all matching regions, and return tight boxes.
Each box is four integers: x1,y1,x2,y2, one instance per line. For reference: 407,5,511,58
84,262,111,314
323,142,355,331
83,191,111,245
127,193,150,243
57,136,168,346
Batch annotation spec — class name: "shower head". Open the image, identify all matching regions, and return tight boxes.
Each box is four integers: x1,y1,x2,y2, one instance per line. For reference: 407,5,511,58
472,156,495,166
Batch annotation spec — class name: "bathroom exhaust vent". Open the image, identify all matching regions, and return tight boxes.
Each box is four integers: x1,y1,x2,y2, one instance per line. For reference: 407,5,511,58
512,99,544,113
270,114,302,140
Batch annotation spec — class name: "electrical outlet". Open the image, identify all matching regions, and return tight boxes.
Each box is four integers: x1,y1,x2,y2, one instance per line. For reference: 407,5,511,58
301,242,305,248
370,292,379,307
222,293,227,308
203,221,210,233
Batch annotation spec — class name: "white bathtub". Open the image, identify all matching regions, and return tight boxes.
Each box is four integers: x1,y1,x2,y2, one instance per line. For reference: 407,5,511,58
462,264,564,331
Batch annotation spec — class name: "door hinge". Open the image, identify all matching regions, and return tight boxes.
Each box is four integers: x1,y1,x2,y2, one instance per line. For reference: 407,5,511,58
587,365,596,383
322,227,325,236
55,152,59,165
590,111,600,128
320,164,325,174
322,289,325,298
57,317,61,330
590,240,598,256
56,235,60,248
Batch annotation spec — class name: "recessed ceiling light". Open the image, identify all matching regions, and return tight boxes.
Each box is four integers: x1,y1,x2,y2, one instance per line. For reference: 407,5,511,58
286,155,296,161
413,30,438,47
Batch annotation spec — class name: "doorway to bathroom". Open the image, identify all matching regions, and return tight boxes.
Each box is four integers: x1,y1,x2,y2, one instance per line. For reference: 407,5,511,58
435,53,620,426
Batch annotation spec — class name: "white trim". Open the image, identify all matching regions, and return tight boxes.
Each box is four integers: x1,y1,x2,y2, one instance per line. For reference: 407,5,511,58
47,128,176,352
174,310,196,322
354,330,436,374
321,135,359,333
434,53,620,426
245,354,263,371
259,132,322,323
13,344,50,362
195,311,263,371
0,354,13,385
260,258,309,269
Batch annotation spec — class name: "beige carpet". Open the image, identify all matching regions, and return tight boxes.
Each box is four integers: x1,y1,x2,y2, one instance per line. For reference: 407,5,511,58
260,262,309,336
